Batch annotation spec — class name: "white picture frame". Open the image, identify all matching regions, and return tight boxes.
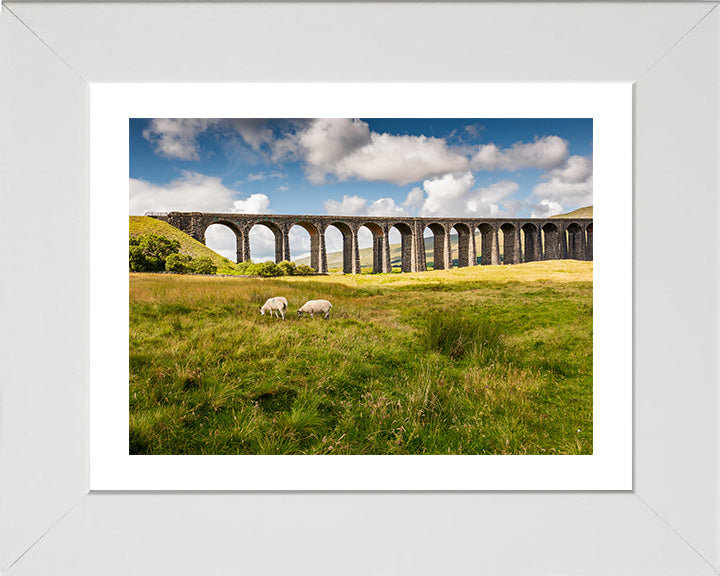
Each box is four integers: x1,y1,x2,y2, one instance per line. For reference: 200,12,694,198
2,2,719,574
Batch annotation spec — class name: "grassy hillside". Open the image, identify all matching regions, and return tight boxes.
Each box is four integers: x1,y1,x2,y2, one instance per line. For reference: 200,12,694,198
130,216,237,273
130,260,593,455
552,206,593,219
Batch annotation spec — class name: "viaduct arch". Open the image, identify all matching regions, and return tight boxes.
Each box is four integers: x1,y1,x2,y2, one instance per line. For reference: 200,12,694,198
152,212,593,274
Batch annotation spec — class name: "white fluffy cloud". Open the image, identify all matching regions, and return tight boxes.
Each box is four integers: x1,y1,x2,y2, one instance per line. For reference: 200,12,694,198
324,195,405,216
545,154,592,183
129,171,270,215
232,194,271,213
298,123,570,186
142,119,217,161
403,187,425,211
419,172,475,216
408,172,520,217
528,199,566,218
299,119,372,179
472,135,569,172
528,155,593,216
530,178,594,214
290,119,469,186
331,133,470,186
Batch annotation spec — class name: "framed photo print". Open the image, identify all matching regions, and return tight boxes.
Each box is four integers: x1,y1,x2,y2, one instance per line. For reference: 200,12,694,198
2,2,718,574
91,82,630,491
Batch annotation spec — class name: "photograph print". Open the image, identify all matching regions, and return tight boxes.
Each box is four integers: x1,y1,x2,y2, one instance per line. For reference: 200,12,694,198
129,117,593,456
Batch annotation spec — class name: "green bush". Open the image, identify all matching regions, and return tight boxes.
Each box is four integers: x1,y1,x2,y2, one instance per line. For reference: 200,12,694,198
235,260,313,277
238,261,265,275
255,261,283,277
129,245,151,272
190,256,217,275
129,234,181,272
295,264,317,276
278,261,297,276
165,253,193,274
235,261,253,274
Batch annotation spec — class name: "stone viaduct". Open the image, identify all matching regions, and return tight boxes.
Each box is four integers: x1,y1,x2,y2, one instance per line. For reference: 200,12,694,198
150,212,593,274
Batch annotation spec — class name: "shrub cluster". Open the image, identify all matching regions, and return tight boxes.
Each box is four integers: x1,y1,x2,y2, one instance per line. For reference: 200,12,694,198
129,234,181,272
189,257,218,275
164,253,192,273
165,254,218,275
235,260,316,277
129,234,217,275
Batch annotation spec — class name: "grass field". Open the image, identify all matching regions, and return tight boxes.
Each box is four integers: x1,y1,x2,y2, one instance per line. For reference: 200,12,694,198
130,260,593,455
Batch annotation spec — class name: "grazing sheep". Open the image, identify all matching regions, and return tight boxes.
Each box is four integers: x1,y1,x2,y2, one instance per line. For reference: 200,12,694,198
297,299,333,320
260,296,288,320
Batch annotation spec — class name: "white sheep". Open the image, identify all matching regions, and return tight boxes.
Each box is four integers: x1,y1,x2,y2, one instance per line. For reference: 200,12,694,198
297,299,333,320
260,296,288,320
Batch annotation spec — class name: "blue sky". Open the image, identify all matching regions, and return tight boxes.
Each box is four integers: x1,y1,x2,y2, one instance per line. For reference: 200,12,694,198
130,118,592,261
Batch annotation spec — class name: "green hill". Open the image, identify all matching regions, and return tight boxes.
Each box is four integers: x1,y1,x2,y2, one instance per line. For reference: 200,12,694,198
130,216,237,273
552,205,593,219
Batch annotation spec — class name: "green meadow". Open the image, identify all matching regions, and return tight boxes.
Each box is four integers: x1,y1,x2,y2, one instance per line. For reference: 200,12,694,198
130,261,592,455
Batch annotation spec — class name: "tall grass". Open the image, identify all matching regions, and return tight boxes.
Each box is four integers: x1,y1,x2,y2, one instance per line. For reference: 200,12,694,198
130,260,593,455
422,312,503,360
